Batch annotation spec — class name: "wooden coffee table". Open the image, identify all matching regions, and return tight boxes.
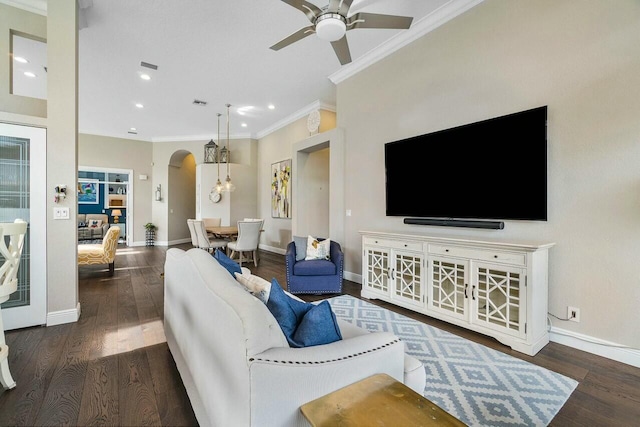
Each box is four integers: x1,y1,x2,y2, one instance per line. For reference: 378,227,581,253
300,373,467,426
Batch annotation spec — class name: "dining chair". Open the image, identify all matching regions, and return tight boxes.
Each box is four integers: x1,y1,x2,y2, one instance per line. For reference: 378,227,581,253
193,219,227,253
187,219,199,247
0,219,27,390
227,219,264,267
202,217,222,228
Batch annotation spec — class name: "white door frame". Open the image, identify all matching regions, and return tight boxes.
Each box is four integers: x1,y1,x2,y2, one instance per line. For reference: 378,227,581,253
0,123,47,330
78,166,134,246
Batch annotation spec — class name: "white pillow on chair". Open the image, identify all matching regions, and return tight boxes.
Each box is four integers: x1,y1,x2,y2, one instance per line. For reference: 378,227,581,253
305,236,330,260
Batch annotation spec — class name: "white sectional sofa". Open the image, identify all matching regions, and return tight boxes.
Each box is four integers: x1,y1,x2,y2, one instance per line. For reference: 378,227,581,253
164,248,426,427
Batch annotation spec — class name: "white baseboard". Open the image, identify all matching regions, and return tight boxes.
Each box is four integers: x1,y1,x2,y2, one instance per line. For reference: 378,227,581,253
155,238,191,247
47,302,81,326
550,326,640,368
131,238,190,247
259,244,286,255
344,270,362,284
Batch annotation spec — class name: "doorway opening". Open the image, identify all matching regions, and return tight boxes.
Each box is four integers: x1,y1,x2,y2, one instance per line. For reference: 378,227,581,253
78,166,133,246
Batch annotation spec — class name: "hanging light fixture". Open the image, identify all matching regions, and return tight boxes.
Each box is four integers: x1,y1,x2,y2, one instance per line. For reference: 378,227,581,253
214,113,224,194
224,103,236,192
204,139,218,164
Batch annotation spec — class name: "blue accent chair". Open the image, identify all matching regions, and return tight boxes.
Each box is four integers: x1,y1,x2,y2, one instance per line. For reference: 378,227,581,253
285,239,343,294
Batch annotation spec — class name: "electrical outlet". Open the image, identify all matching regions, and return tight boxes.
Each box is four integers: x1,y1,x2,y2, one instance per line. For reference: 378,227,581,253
567,306,580,322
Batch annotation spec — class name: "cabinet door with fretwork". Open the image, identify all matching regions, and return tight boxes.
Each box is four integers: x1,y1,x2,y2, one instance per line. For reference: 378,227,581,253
391,250,424,307
428,255,469,322
472,262,527,339
362,246,391,298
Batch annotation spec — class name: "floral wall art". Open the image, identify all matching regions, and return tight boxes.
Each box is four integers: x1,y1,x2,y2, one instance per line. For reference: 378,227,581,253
271,159,291,218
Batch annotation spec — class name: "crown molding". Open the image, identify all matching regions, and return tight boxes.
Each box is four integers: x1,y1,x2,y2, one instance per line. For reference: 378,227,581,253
78,129,153,143
152,132,254,143
0,0,47,15
255,99,336,140
329,0,484,84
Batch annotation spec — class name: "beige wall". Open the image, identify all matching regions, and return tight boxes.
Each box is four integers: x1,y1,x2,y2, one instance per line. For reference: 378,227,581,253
0,4,46,118
298,148,330,238
1,2,78,322
257,110,336,251
168,154,196,242
46,1,78,317
337,0,640,347
79,133,153,244
152,138,256,244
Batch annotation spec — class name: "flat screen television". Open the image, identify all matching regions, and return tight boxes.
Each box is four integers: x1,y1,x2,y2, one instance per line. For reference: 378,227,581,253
385,106,547,221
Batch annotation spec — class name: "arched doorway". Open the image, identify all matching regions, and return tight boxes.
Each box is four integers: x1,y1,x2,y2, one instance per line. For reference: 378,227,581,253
167,150,196,244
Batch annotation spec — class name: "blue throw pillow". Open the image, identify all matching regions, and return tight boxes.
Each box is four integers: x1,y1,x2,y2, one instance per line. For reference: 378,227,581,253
291,300,342,348
266,278,342,348
266,279,311,341
293,235,307,262
213,249,241,277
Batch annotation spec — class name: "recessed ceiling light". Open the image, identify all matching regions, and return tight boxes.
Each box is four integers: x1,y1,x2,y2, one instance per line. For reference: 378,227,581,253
14,56,28,63
135,103,144,108
238,111,245,116
140,74,151,80
24,71,36,78
268,104,275,110
130,127,137,131
241,123,247,127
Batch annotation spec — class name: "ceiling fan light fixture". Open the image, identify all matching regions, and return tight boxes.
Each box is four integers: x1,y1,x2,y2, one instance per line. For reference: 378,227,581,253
315,13,346,42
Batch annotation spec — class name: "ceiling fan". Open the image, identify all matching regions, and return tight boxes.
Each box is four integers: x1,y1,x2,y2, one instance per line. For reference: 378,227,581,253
270,0,414,65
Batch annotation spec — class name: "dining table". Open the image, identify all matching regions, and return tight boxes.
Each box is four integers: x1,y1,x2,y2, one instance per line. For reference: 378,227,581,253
206,225,238,239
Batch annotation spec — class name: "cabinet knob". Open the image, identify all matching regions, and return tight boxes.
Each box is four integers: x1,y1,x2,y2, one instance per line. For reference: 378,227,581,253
404,244,407,247
494,255,498,258
445,249,449,252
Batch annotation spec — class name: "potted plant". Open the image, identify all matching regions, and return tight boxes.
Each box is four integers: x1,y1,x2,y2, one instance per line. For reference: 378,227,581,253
144,222,157,246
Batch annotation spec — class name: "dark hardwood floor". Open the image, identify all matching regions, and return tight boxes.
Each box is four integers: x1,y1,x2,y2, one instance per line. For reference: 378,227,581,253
1,244,639,426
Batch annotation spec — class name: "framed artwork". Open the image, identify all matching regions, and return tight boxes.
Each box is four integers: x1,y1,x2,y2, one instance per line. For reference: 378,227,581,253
271,159,291,218
78,179,99,204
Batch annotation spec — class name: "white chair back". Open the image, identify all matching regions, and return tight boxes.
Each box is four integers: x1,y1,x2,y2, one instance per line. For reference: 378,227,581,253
193,220,227,252
0,219,28,301
203,217,222,228
233,220,263,251
187,219,198,247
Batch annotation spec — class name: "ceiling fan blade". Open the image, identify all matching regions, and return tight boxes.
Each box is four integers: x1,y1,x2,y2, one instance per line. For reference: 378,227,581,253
347,12,413,30
331,36,352,65
328,0,354,15
270,25,316,51
338,0,354,15
280,0,323,22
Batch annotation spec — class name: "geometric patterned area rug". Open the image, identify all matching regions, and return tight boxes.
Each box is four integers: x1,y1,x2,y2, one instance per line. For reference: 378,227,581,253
326,295,578,427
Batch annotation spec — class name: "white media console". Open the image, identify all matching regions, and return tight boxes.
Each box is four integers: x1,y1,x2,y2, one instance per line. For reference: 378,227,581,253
360,231,555,356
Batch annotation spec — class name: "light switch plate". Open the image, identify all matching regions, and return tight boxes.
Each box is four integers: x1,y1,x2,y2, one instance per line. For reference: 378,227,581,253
53,207,69,220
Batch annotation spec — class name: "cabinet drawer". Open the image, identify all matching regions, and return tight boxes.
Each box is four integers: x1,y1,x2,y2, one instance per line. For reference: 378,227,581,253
363,237,423,252
429,244,526,266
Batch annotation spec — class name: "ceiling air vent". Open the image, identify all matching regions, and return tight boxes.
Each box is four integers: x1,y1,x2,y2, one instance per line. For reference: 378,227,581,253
140,61,158,70
193,99,208,106
128,130,138,135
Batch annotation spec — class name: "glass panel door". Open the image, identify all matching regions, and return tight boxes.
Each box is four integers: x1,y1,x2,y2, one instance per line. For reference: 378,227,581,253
0,123,46,330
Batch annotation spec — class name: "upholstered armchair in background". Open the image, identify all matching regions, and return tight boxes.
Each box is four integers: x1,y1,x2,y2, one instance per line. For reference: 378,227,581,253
78,226,120,275
285,239,343,294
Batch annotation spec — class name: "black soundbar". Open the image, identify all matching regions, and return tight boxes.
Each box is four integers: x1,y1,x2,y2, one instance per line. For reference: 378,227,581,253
404,218,505,230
